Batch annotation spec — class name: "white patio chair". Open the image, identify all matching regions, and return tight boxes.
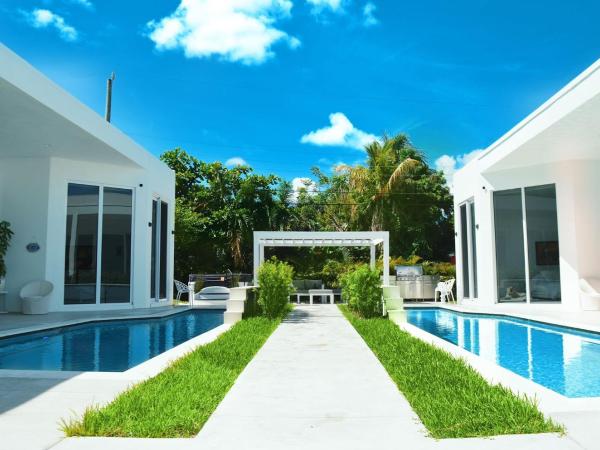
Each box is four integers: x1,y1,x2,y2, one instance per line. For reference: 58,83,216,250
174,279,189,301
434,279,455,303
20,280,54,314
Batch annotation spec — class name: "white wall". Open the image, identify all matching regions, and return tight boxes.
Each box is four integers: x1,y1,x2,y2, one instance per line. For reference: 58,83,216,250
454,159,599,311
0,157,51,311
0,155,175,312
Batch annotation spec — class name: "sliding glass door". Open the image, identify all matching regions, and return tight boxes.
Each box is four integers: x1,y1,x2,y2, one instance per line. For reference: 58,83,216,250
525,185,561,302
150,198,169,302
459,199,478,299
493,189,527,302
493,184,561,303
64,183,133,305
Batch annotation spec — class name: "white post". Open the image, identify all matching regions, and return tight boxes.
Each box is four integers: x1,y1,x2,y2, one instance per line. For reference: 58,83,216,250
253,236,260,284
382,237,390,286
370,244,376,270
188,281,195,307
259,244,265,267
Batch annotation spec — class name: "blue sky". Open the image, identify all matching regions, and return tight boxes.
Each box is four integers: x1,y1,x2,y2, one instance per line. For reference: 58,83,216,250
2,0,600,188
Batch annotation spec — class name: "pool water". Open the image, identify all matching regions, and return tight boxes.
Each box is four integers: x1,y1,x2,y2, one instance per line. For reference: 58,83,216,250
406,308,600,398
0,309,224,372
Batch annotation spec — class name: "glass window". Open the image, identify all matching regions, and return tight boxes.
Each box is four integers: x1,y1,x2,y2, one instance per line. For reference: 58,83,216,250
469,202,478,298
460,204,470,298
64,184,99,305
151,200,157,298
159,201,168,299
493,189,527,303
100,188,132,303
525,185,561,302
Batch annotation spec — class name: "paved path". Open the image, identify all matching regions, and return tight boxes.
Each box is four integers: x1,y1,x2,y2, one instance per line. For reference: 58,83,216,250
195,304,429,449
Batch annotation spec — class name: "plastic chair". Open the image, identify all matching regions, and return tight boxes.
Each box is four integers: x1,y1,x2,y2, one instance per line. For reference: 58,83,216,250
20,280,54,314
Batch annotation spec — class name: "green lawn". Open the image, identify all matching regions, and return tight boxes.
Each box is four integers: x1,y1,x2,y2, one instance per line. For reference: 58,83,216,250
340,305,562,439
63,316,281,438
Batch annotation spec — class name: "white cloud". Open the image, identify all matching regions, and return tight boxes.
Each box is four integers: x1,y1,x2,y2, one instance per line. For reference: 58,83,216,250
69,0,93,9
300,112,379,150
363,2,378,26
25,9,78,42
435,149,483,191
306,0,344,14
290,177,317,202
225,157,248,167
146,0,300,65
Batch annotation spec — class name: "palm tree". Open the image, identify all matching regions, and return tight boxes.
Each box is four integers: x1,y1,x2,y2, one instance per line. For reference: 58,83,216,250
338,133,422,230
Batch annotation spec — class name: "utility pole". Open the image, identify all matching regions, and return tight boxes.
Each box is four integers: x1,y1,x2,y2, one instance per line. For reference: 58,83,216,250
105,72,116,122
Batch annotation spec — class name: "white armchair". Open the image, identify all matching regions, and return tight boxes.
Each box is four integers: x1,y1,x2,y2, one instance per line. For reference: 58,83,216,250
20,280,53,315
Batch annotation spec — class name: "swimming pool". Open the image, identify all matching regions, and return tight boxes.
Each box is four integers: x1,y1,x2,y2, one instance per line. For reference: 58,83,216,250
406,308,600,398
0,309,224,372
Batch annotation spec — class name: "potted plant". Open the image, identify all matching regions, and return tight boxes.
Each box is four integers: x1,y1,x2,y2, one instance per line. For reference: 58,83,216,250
0,221,14,291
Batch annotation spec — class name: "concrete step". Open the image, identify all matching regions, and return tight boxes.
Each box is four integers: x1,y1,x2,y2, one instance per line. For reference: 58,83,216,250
384,297,404,310
387,309,406,324
224,311,242,324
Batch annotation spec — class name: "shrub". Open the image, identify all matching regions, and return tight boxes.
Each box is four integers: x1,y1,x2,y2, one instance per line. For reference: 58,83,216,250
258,260,294,318
341,265,382,318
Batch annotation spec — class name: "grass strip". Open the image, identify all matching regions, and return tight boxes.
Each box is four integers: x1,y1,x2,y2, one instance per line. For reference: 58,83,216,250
340,305,562,439
63,316,281,438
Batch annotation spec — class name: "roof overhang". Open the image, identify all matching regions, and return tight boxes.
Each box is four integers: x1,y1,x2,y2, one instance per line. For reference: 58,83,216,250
459,58,600,176
0,44,171,175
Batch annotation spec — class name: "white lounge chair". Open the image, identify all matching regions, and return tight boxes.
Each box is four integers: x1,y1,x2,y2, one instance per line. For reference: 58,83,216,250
193,286,230,306
20,280,53,314
174,279,190,301
579,278,600,310
434,279,455,303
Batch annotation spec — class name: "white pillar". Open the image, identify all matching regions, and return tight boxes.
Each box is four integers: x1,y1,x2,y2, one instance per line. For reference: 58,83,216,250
253,237,260,284
370,244,376,270
259,244,265,267
382,236,390,285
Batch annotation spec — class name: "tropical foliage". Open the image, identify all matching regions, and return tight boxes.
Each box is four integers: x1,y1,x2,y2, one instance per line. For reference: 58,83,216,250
340,265,382,318
160,132,453,280
257,259,294,319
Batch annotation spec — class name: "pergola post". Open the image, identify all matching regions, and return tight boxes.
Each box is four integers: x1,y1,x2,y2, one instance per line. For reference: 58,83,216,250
369,244,376,270
253,236,260,283
382,235,390,285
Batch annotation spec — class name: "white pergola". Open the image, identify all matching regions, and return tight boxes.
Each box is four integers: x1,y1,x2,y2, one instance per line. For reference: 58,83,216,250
253,231,390,285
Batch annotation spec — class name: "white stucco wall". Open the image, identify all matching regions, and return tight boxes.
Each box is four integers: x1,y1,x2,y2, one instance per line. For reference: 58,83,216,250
0,155,175,312
0,157,51,311
454,159,599,311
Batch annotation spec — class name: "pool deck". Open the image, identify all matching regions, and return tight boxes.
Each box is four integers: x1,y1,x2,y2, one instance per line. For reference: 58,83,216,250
0,303,226,338
406,300,600,333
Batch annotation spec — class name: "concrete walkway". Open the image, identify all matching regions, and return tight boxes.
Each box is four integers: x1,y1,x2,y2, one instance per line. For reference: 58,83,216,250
195,304,429,449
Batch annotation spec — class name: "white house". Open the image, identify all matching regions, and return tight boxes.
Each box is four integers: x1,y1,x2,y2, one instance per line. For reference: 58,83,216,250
0,44,175,312
454,58,600,311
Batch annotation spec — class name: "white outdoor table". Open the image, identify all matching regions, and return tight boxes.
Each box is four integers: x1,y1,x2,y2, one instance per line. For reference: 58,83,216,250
308,289,334,305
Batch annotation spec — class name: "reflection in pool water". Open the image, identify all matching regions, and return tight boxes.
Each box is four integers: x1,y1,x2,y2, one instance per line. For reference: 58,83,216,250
406,308,600,398
0,309,224,372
